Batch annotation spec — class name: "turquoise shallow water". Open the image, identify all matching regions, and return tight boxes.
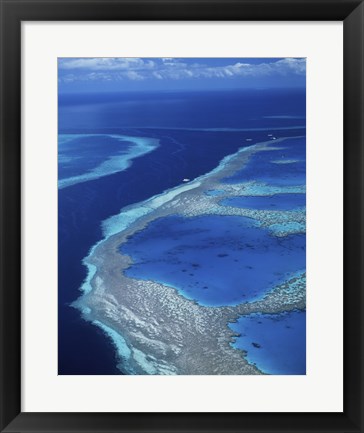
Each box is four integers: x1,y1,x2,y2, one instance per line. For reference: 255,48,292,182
205,189,225,197
121,215,305,306
58,134,159,189
230,310,306,374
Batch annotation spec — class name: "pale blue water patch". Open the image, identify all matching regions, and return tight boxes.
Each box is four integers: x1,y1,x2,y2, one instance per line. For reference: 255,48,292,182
79,263,97,295
102,206,154,239
230,310,306,375
220,194,305,211
269,221,306,237
270,159,301,165
59,134,125,178
58,134,83,145
236,183,306,196
121,215,306,306
205,189,225,197
58,134,160,189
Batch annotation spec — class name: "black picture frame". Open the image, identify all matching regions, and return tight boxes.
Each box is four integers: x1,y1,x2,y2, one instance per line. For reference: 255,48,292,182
0,1,363,432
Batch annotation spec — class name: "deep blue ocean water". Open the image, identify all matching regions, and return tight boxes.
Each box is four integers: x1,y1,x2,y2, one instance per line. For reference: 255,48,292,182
59,89,305,131
229,310,306,374
58,88,306,374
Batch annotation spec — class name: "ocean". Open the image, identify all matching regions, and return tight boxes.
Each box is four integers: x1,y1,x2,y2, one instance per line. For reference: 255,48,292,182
58,88,306,374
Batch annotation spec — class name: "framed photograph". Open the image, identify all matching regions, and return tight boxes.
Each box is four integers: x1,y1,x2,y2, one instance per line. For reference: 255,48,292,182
0,0,362,432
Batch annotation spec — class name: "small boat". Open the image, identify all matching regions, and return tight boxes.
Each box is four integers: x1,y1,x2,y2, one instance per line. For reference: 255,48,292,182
182,178,190,182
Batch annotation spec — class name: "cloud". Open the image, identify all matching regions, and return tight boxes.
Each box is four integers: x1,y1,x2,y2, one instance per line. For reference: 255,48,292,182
190,58,306,79
59,57,155,71
123,71,144,81
58,57,306,83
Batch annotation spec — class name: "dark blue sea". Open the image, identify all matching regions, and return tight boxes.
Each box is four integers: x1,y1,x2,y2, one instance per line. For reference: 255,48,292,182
58,88,306,374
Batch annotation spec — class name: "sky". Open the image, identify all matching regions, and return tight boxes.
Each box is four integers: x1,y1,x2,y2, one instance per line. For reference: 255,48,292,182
58,57,306,93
